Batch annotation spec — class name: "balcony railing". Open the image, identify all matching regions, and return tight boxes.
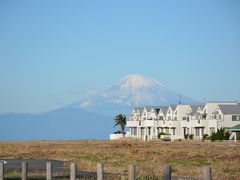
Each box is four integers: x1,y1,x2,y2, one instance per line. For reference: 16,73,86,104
126,121,139,127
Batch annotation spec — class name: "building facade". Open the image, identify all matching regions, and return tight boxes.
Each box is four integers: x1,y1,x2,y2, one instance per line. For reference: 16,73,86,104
126,102,240,141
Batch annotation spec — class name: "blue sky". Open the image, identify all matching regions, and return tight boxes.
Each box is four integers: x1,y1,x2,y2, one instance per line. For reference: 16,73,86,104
0,0,240,113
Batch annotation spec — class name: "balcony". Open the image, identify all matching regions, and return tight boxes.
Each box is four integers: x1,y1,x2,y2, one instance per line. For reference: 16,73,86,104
126,121,139,127
145,120,154,127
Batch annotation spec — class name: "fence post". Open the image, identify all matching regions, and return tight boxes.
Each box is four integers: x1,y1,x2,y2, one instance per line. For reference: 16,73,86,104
128,164,136,180
22,162,28,180
46,162,52,180
97,163,104,180
163,165,172,180
70,162,76,180
0,161,3,180
203,166,212,180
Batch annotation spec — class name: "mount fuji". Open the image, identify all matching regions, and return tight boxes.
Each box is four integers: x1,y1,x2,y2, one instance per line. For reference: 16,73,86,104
0,74,198,140
67,74,198,116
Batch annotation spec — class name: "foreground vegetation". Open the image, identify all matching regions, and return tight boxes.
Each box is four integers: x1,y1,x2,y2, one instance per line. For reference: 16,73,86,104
0,140,240,179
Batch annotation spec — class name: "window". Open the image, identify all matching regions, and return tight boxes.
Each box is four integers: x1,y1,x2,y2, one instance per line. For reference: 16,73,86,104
131,128,137,136
182,117,187,120
202,114,207,119
195,128,200,136
172,128,176,135
232,116,240,121
159,116,163,120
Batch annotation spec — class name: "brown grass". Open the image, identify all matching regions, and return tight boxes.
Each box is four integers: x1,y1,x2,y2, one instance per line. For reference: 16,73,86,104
0,140,240,179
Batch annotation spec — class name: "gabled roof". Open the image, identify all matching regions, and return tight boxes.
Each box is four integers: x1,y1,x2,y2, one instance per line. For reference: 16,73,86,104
218,105,240,115
198,105,205,110
160,106,168,115
138,108,144,114
144,106,162,113
188,104,205,116
189,105,199,114
145,107,152,112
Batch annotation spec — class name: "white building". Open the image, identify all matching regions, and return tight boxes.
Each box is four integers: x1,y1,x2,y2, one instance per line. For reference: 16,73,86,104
126,101,240,141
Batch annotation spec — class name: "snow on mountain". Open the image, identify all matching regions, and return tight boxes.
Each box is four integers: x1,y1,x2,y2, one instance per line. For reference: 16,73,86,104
69,74,198,116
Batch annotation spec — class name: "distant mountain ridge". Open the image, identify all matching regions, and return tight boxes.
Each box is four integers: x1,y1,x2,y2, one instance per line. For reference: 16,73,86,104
0,108,112,140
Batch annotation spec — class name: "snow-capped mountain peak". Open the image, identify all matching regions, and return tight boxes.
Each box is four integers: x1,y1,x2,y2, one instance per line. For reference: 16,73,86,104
118,74,162,90
67,74,198,116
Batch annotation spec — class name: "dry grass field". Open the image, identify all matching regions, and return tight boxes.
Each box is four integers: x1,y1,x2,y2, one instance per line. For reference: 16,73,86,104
0,140,240,179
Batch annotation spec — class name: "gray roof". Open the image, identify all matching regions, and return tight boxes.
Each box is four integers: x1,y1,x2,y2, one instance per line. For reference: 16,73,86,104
188,104,205,115
145,107,152,112
144,106,162,113
189,105,199,114
218,105,240,115
207,101,237,103
160,106,169,115
169,105,177,111
229,124,240,131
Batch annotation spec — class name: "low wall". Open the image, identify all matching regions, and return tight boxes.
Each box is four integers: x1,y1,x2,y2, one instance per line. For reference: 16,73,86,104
109,134,125,140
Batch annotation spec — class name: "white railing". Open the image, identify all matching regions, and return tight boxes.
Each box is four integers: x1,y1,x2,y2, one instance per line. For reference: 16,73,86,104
126,121,139,127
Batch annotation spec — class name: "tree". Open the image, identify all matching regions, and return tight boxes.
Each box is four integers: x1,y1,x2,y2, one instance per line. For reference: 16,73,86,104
114,114,126,135
210,127,230,142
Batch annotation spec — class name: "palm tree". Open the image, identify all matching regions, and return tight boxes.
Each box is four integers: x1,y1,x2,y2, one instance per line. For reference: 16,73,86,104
114,114,126,135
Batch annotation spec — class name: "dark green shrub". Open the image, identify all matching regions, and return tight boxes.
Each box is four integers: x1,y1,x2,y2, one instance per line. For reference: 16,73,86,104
189,134,194,140
184,134,189,139
202,134,209,141
224,131,230,140
203,134,209,139
158,132,166,139
210,128,230,142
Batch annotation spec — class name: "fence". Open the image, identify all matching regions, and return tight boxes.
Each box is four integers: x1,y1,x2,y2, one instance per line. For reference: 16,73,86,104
0,161,212,180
